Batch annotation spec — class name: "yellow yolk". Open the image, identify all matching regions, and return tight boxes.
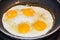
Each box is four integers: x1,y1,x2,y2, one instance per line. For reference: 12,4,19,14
21,8,35,16
17,23,30,34
33,20,46,31
5,10,17,19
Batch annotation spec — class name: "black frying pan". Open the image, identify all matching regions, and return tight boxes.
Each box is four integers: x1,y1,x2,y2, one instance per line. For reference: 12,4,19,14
0,0,60,39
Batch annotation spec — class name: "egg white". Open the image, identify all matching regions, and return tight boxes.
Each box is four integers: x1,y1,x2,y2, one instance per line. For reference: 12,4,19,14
2,5,54,37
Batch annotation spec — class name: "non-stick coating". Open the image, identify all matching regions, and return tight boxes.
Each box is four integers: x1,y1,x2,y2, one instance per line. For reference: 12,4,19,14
0,0,60,39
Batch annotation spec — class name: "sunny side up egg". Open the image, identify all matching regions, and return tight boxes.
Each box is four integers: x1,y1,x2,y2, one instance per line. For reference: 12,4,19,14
2,5,53,37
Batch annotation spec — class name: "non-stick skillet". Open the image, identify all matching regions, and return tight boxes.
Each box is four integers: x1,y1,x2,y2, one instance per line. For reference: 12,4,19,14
0,0,60,39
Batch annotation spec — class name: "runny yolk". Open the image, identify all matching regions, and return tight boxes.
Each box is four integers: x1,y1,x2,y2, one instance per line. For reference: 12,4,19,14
33,20,46,31
5,10,17,19
21,8,35,16
17,23,30,34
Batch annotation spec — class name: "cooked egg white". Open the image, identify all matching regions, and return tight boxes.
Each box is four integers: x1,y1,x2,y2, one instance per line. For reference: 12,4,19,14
2,5,53,37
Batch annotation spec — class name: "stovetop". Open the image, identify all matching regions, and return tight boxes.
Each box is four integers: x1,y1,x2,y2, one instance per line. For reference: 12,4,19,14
0,29,60,40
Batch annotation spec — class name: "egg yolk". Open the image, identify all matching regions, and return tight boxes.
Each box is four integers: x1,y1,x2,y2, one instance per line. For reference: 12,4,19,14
5,10,17,19
21,8,35,16
17,23,30,34
33,20,46,31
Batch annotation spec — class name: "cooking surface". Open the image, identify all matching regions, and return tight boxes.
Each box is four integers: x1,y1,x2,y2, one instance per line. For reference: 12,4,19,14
0,0,60,40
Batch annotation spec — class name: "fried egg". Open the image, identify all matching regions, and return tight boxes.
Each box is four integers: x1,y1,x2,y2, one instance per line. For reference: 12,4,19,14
2,5,54,37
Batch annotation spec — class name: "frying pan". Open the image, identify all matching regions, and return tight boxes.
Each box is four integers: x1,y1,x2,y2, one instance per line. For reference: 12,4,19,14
0,0,60,39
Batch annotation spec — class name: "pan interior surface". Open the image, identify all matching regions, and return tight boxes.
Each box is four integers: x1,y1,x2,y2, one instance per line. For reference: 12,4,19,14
1,2,55,38
0,0,60,39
